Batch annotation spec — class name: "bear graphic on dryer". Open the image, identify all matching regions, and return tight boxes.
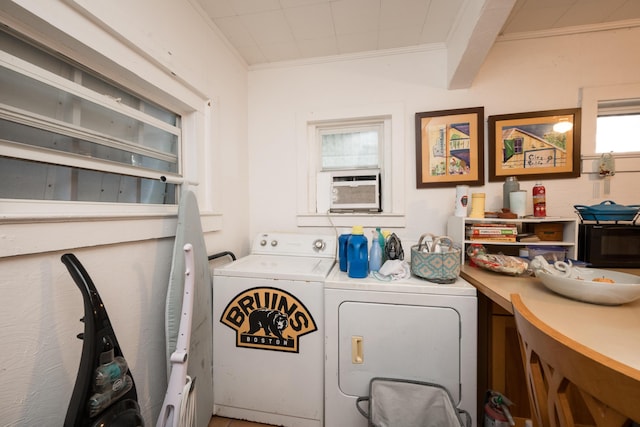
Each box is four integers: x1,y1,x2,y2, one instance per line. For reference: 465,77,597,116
248,308,288,339
220,286,317,353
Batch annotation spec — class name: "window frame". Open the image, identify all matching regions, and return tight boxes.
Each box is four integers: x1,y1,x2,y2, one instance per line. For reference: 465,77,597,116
296,103,405,228
0,9,221,258
580,83,640,177
582,84,640,155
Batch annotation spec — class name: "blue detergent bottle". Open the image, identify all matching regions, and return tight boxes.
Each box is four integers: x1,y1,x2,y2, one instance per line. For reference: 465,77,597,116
338,233,350,272
347,225,368,278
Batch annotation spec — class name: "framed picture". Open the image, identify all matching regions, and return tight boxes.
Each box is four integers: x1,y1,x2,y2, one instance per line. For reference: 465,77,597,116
415,107,485,188
488,108,581,182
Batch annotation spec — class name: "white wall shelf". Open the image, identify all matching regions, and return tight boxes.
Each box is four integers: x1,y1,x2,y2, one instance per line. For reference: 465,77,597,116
447,216,578,263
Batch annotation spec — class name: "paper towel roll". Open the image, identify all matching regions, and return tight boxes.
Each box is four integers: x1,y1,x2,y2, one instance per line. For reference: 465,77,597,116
509,190,527,217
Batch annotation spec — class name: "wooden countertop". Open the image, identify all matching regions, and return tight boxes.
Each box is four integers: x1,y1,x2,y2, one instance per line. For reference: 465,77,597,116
461,264,640,372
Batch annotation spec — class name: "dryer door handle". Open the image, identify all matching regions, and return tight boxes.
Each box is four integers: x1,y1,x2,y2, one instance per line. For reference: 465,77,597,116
351,336,364,364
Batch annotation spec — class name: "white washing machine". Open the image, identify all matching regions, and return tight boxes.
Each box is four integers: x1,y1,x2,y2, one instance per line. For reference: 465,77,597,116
324,265,477,427
212,232,336,427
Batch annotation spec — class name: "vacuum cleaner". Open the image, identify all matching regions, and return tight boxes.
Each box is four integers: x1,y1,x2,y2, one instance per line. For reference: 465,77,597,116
61,253,144,427
62,244,200,427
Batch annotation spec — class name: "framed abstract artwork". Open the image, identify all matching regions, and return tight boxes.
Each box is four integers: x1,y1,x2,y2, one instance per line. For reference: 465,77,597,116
415,107,485,188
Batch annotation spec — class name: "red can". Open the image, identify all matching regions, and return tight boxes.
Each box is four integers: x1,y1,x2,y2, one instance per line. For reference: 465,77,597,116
533,183,546,217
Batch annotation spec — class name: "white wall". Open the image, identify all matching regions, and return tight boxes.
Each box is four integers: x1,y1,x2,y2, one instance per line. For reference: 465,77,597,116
248,28,640,242
0,0,249,425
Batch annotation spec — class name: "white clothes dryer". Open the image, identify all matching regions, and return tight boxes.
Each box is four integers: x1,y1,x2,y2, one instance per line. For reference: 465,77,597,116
212,232,336,427
324,265,477,427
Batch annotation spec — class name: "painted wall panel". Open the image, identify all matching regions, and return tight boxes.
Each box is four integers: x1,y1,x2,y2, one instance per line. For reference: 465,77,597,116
247,28,640,240
0,0,249,425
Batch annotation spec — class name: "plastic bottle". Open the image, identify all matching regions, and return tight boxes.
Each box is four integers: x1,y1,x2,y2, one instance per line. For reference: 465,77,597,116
369,231,382,272
347,226,368,278
88,374,133,417
380,230,390,262
376,227,385,249
338,233,350,272
95,356,128,391
533,182,546,217
502,176,519,210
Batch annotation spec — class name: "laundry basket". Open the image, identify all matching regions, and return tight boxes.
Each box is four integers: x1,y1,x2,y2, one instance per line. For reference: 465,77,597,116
356,377,471,427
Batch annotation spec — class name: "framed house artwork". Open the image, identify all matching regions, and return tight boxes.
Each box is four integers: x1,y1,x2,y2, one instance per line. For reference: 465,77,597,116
488,108,581,182
415,107,485,188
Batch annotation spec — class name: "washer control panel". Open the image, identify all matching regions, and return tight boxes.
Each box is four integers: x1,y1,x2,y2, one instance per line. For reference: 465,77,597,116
252,232,336,258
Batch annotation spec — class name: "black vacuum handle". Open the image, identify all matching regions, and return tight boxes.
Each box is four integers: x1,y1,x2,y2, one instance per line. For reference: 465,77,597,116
60,253,142,427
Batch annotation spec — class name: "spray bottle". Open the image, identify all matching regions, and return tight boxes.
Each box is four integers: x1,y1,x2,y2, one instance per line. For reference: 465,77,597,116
369,230,382,272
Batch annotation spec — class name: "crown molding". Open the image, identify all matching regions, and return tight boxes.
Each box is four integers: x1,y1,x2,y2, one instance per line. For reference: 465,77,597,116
247,42,446,71
497,18,640,42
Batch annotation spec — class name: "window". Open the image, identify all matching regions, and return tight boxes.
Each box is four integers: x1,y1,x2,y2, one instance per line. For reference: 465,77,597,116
296,103,405,228
315,119,385,214
319,122,381,170
0,29,180,204
596,98,640,154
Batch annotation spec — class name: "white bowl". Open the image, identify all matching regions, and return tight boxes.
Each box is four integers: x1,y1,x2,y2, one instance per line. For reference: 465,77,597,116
536,268,640,305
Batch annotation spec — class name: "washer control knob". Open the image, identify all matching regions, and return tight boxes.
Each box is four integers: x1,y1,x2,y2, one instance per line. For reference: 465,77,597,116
271,240,278,247
260,239,267,246
313,239,325,251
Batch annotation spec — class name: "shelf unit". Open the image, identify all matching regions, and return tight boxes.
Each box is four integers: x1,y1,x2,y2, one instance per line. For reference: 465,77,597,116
447,216,578,263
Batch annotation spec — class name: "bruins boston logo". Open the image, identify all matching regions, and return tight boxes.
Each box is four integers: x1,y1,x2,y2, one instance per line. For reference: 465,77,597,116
220,286,317,352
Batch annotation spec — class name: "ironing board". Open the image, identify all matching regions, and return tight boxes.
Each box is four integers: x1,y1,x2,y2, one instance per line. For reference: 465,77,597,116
165,190,213,427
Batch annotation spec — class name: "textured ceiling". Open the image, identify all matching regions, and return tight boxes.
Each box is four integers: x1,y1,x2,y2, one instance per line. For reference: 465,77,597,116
196,0,640,66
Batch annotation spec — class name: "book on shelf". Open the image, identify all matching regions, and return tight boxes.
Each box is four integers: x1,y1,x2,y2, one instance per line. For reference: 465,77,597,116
466,223,518,237
469,228,517,235
469,235,517,242
469,223,517,227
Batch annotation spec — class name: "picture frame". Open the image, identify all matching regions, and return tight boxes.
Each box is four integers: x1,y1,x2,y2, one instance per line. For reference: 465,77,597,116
415,107,485,188
488,108,581,182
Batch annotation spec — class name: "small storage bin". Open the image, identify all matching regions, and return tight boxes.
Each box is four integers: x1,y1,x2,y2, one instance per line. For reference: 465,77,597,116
527,245,567,262
533,223,563,241
411,234,460,284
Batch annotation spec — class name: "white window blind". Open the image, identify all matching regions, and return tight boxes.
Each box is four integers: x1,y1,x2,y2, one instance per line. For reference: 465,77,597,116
596,98,640,154
319,123,381,170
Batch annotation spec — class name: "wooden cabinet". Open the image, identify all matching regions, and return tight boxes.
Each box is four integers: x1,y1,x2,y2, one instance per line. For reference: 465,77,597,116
478,296,594,427
490,303,531,421
477,293,532,425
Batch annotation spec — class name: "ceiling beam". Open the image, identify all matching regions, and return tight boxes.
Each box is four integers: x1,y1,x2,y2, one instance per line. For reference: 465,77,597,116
446,0,516,90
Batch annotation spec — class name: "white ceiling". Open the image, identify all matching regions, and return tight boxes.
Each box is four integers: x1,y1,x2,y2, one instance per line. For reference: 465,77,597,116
196,0,640,86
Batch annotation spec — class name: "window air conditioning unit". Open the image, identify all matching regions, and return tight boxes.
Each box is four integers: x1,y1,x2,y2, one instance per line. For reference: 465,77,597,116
328,169,381,213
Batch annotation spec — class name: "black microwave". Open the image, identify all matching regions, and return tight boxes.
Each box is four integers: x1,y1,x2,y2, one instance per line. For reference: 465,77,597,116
578,224,640,268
